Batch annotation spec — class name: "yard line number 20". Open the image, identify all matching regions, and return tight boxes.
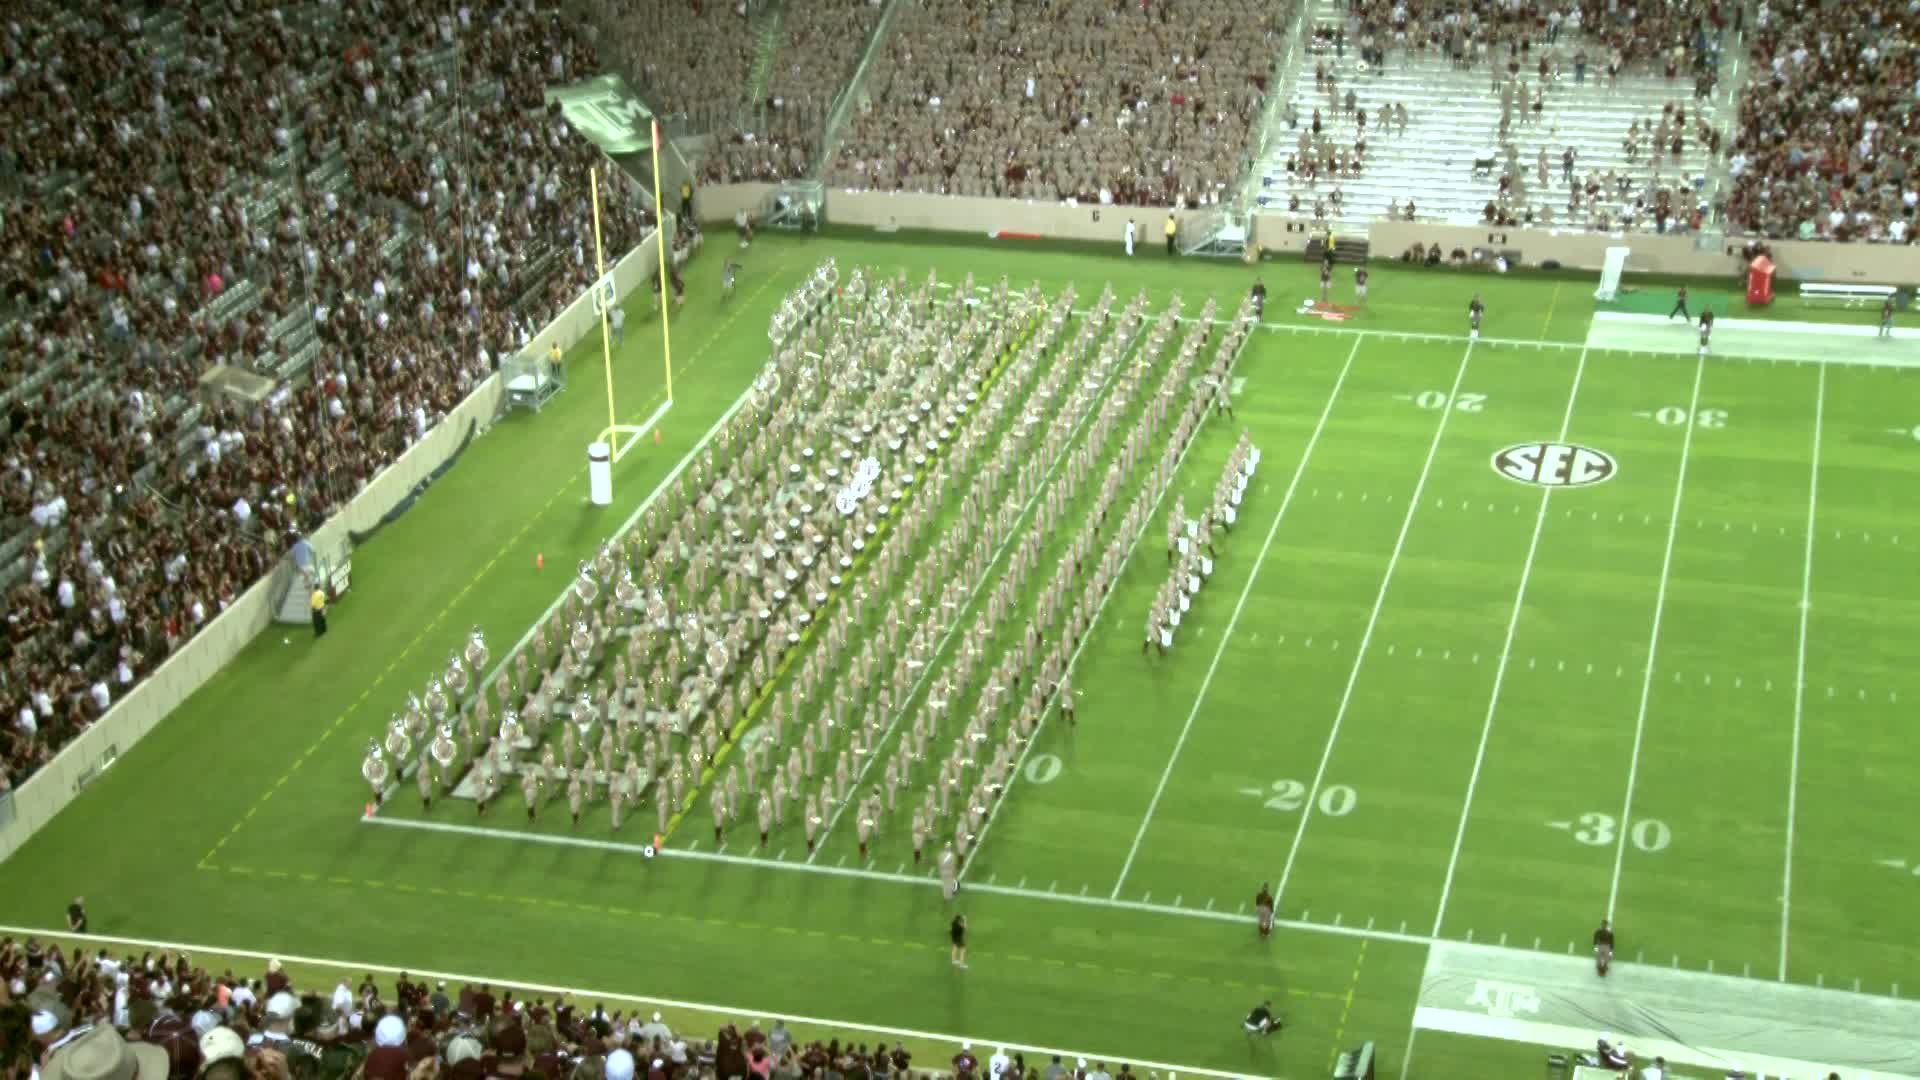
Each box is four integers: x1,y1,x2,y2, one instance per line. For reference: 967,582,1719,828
1265,780,1358,816
1573,811,1671,852
1415,391,1487,412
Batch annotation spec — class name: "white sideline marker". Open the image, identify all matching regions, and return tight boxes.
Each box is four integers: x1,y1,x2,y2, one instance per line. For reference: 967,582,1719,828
1109,337,1364,899
1781,364,1825,981
1273,341,1477,906
1607,350,1708,919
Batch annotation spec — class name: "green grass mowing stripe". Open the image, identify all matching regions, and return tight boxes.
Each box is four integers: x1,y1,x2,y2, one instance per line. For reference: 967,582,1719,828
953,342,1352,900
1426,348,1591,938
1781,362,1824,980
1107,336,1363,898
1605,350,1706,919
1271,340,1477,907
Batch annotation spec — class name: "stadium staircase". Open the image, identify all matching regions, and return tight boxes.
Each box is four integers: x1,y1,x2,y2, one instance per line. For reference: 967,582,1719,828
739,1,786,126
811,0,907,182
1248,0,1726,229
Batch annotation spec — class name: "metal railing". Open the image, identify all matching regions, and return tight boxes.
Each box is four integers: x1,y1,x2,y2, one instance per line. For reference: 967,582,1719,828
811,0,907,181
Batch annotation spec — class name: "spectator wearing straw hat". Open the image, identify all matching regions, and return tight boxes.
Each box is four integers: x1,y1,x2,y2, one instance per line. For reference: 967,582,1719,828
40,1023,171,1080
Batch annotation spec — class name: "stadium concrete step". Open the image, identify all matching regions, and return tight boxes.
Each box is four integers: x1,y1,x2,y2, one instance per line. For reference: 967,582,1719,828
1253,48,1723,228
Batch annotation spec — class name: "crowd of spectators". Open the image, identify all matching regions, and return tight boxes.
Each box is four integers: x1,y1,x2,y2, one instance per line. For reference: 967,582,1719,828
0,939,1138,1080
700,1,887,184
1,0,657,791
824,0,1285,206
1338,0,1735,80
598,0,757,136
1724,0,1920,242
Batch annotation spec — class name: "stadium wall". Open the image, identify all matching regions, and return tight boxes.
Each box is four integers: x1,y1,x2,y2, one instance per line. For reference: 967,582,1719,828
1362,220,1920,283
0,226,669,865
693,184,1914,285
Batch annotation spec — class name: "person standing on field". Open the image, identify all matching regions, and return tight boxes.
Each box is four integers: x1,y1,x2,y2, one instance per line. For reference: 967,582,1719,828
309,586,328,638
949,913,968,969
1124,219,1136,257
1593,918,1615,976
1163,213,1178,255
1668,285,1691,320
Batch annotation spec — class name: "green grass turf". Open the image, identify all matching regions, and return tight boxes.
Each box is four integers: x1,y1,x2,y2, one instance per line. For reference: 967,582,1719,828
3,231,1916,1079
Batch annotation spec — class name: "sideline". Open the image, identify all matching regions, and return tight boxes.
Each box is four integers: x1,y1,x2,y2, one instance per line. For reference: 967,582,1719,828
0,924,1261,1080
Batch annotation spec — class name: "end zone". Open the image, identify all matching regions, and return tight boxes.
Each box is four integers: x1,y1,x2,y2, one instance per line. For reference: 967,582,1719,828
1588,311,1920,367
1411,940,1920,1078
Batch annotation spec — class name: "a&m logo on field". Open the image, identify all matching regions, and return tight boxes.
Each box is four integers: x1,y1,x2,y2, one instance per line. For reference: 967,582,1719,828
1491,442,1617,488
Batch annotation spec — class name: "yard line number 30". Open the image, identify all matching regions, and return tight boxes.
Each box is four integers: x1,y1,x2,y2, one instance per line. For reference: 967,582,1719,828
1573,811,1672,852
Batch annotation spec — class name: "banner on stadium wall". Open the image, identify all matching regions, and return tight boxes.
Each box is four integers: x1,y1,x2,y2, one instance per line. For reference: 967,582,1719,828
545,75,654,156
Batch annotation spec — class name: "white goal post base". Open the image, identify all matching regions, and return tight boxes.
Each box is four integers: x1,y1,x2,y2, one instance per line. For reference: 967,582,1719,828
599,399,674,467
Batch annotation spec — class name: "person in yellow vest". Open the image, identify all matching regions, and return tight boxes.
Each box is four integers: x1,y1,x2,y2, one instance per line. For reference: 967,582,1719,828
547,341,563,381
310,585,328,638
679,179,694,220
1164,212,1178,256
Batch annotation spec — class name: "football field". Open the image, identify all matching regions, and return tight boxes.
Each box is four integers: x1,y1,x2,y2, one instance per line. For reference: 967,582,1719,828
5,232,1919,1079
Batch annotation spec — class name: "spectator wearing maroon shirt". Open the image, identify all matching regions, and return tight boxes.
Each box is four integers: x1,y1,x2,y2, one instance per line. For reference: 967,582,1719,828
474,984,497,1022
263,961,290,997
889,1043,911,1077
364,1016,411,1080
952,1042,979,1079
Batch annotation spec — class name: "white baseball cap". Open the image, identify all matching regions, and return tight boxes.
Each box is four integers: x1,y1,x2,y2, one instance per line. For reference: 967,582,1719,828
200,1026,246,1065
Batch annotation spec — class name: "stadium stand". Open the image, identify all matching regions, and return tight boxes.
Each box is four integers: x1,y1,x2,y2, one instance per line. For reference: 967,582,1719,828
701,0,887,184
1250,0,1729,230
0,0,657,792
0,936,959,1080
823,0,1288,205
1724,0,1920,242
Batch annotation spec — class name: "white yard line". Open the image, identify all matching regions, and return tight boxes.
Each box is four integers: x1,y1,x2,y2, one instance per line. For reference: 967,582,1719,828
1272,341,1476,905
0,924,1251,1080
1109,337,1363,898
360,813,1431,948
1605,351,1708,918
1781,363,1825,980
1427,348,1589,938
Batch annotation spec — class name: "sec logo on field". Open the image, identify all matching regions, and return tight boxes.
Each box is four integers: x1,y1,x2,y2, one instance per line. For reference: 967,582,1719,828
1492,442,1617,488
